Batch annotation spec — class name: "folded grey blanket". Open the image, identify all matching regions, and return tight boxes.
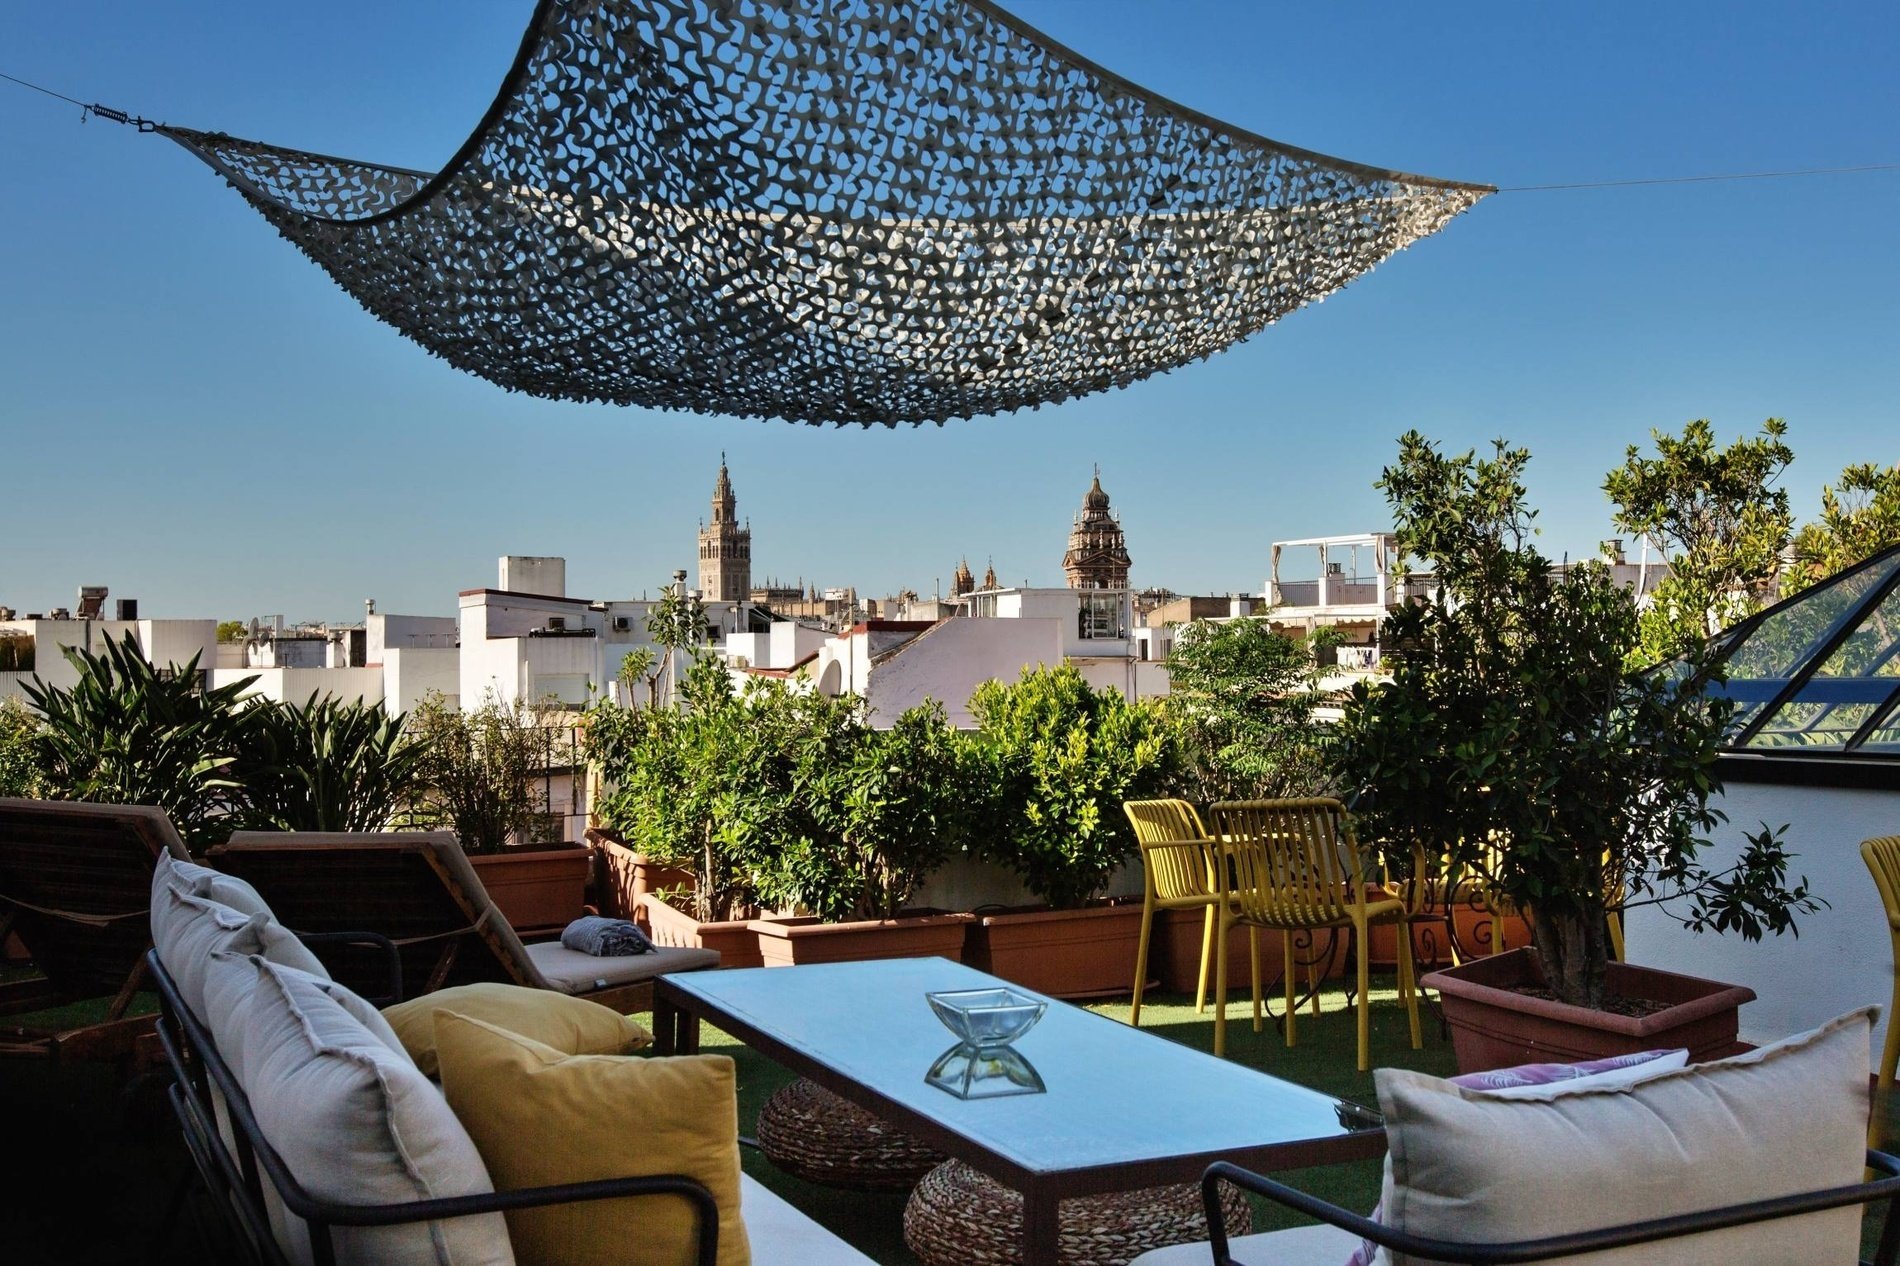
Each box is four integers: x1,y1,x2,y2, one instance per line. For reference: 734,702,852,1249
561,915,653,957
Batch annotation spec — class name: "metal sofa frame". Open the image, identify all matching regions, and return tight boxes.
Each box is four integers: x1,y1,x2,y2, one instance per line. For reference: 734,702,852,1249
1199,1153,1900,1265
148,945,720,1266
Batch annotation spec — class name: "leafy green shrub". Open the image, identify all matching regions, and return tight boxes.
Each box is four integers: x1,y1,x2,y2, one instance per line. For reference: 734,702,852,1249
779,699,984,922
232,693,428,833
1163,617,1334,802
408,693,554,854
586,656,797,922
969,664,1175,910
0,697,43,798
24,632,255,850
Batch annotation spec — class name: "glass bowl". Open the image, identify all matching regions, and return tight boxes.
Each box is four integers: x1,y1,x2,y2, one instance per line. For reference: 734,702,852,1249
926,987,1046,1048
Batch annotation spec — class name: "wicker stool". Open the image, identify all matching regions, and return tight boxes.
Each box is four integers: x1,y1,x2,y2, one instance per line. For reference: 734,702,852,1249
756,1078,945,1191
903,1158,1254,1266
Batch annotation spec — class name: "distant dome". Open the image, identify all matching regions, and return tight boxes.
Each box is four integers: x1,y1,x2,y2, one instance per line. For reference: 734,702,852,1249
1083,473,1110,511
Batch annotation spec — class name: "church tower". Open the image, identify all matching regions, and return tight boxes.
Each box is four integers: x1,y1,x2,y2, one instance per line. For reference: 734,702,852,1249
952,558,975,597
1062,468,1132,589
697,454,752,603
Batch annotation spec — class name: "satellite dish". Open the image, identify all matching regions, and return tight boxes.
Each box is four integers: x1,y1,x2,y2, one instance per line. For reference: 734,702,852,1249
248,617,261,637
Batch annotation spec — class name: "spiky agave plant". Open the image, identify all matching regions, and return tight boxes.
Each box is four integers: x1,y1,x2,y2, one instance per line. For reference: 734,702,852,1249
24,632,255,850
232,693,429,833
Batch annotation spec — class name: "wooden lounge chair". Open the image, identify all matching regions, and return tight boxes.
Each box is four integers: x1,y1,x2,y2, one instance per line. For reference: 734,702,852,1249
0,797,190,1063
208,831,720,1014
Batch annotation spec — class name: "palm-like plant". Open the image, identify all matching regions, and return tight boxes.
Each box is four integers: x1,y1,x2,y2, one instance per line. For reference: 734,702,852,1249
232,693,429,833
24,632,255,850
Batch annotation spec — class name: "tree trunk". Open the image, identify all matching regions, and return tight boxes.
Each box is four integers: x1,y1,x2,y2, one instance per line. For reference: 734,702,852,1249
1530,904,1609,1010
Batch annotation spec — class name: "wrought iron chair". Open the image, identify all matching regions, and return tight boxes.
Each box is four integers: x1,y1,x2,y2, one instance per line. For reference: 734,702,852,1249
1863,835,1900,1148
1207,798,1422,1071
1123,799,1222,1024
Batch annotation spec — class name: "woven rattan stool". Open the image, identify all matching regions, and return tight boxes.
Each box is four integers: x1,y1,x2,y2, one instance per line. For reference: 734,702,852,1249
756,1078,945,1191
902,1158,1253,1266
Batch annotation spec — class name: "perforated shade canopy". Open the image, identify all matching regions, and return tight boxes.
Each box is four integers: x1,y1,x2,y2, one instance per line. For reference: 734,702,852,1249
1711,544,1900,756
157,0,1490,426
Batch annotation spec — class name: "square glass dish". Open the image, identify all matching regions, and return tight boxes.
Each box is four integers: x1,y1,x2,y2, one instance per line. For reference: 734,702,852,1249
926,987,1047,1049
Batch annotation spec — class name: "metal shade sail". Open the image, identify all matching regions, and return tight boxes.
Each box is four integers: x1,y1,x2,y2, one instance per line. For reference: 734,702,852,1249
161,0,1492,426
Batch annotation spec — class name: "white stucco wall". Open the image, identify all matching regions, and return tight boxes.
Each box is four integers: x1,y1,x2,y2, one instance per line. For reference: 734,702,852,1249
0,618,217,698
863,617,1063,726
368,614,457,664
1626,776,1900,1051
383,647,460,715
213,666,385,707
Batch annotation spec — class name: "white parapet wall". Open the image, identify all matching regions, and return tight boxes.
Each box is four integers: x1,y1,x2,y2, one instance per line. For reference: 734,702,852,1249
1625,774,1899,1053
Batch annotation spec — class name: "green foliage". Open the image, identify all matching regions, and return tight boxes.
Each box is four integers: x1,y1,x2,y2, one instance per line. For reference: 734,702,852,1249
407,693,554,854
1604,418,1794,667
215,621,246,644
1336,432,1817,1008
23,632,256,850
0,697,43,798
1163,617,1334,801
783,700,984,921
231,693,429,833
585,655,798,922
1786,462,1900,594
969,664,1175,910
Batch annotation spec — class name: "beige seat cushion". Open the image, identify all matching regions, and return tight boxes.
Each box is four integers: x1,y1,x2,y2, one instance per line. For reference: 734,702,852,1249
522,939,720,994
1374,1008,1873,1265
1128,1222,1358,1265
739,1173,876,1266
154,851,276,920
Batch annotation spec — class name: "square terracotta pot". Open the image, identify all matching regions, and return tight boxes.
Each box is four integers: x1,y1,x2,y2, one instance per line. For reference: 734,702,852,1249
467,842,591,939
1422,947,1756,1074
640,892,764,969
750,911,974,967
967,902,1147,999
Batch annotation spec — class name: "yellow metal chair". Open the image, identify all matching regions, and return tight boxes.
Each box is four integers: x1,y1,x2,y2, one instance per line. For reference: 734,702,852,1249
1208,798,1423,1071
1862,836,1900,1149
1123,799,1222,1026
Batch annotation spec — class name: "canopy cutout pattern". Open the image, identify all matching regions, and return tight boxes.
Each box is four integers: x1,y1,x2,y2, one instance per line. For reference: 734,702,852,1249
163,0,1491,426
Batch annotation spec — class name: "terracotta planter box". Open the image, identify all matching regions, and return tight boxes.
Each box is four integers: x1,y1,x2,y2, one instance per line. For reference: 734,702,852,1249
1422,946,1757,1074
1153,908,1322,992
750,911,974,967
968,902,1147,1000
592,837,695,930
468,842,592,939
1365,908,1533,970
640,892,764,970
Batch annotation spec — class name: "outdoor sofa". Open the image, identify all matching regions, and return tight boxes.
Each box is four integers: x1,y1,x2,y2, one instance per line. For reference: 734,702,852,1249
150,849,872,1266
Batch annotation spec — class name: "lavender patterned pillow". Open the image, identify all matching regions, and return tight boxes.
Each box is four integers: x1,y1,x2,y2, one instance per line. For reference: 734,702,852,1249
1343,1048,1690,1266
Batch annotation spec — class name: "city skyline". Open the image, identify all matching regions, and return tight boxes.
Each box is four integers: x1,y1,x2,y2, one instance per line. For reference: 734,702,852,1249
4,1,1895,619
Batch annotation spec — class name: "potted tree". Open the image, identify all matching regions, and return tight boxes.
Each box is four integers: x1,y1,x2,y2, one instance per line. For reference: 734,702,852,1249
584,655,791,969
409,693,591,939
1334,433,1817,1071
964,665,1176,998
748,698,977,966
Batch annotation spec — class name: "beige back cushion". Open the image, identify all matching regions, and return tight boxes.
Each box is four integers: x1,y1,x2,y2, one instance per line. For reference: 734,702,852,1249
1374,1008,1873,1265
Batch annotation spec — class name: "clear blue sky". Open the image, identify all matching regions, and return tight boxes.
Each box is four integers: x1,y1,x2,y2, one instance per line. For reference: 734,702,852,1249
3,2,1895,621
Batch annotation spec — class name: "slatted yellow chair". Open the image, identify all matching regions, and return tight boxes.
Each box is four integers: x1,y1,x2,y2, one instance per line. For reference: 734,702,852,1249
1123,799,1222,1026
1862,836,1900,1149
1208,798,1423,1071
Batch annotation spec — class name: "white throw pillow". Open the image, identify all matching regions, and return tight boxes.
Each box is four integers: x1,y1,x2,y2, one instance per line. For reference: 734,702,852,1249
1372,1008,1873,1266
151,882,328,1025
153,850,275,920
226,955,513,1266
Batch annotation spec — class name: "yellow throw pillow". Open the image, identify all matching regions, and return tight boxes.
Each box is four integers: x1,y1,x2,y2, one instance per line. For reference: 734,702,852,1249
382,983,651,1077
433,1010,749,1266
